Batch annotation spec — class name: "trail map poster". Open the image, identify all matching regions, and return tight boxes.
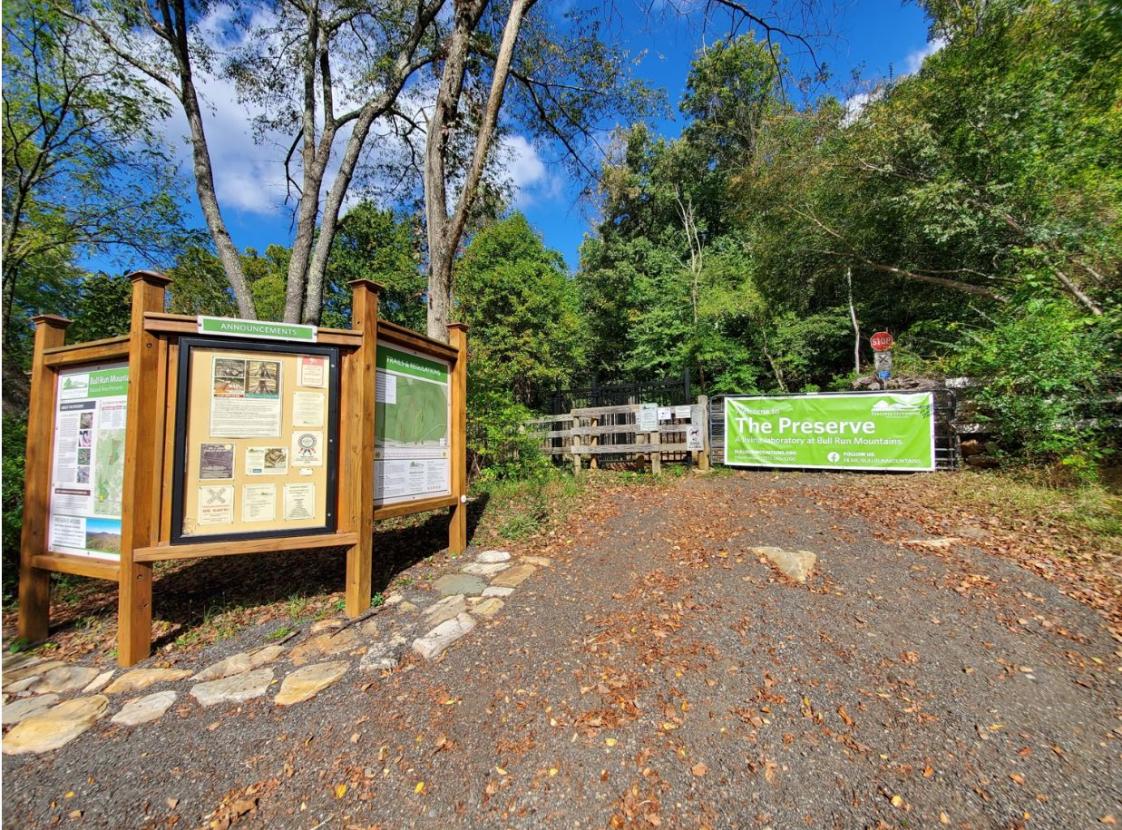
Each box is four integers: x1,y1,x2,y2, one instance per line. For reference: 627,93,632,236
374,342,451,506
48,363,129,559
724,393,935,471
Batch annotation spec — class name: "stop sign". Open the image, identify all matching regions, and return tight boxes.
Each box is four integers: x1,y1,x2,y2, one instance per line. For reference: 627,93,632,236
870,331,894,352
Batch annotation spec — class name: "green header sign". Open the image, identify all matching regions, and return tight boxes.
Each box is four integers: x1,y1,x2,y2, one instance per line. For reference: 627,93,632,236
89,367,129,398
376,345,447,384
724,393,935,471
198,316,317,342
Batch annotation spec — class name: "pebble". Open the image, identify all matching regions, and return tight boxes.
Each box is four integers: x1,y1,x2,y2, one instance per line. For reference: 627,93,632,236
190,668,274,707
3,694,60,725
192,646,285,682
274,661,349,706
412,613,476,661
2,696,109,755
111,691,177,726
476,550,512,564
104,668,192,695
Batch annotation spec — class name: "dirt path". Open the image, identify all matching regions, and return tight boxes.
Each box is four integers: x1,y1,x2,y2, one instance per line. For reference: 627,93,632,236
4,472,1120,829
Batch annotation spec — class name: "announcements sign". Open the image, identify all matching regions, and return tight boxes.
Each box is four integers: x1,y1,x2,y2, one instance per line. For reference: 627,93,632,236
170,338,339,543
47,364,129,559
724,393,935,472
374,342,452,506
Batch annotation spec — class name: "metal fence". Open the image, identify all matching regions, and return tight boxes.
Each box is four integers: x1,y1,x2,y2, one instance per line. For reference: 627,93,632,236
708,389,961,471
538,369,693,415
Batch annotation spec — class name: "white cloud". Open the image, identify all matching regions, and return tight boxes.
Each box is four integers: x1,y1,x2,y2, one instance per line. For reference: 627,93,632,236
842,37,947,124
903,37,947,75
504,135,563,209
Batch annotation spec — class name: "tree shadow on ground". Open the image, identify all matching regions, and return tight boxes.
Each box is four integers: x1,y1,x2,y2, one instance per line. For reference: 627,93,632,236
34,496,490,650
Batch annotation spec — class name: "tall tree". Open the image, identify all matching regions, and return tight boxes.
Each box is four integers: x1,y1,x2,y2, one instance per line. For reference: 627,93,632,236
2,0,189,348
68,0,446,322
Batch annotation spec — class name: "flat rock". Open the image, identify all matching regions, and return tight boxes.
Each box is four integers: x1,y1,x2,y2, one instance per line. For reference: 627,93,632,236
360,619,381,637
490,563,536,589
521,555,553,567
384,593,403,606
397,601,418,613
82,670,115,693
111,691,176,726
2,696,109,755
471,598,504,619
190,668,274,707
432,573,487,596
3,694,60,725
192,645,285,682
462,561,510,577
422,594,467,627
29,666,101,695
476,550,511,564
482,586,514,598
274,661,349,706
4,660,64,688
412,613,476,661
289,629,360,666
5,675,42,694
360,635,407,672
310,619,344,634
104,668,191,694
753,546,817,584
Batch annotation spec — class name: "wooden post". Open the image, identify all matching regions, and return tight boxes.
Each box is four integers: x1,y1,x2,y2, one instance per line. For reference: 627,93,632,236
344,280,381,616
698,394,711,472
118,271,170,666
650,429,662,476
447,323,469,554
18,315,72,643
571,416,582,477
589,416,599,470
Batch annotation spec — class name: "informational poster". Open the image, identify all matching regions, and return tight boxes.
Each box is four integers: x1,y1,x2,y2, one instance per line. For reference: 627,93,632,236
637,403,658,433
374,342,451,506
723,393,935,471
173,340,338,542
47,363,128,560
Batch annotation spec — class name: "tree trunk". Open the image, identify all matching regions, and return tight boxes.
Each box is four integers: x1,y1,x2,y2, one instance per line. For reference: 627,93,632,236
846,266,861,374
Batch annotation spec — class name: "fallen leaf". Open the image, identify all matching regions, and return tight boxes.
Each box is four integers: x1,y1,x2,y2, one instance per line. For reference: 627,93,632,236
691,763,708,777
414,781,425,795
1010,773,1025,786
166,798,179,810
605,738,617,747
890,795,904,808
334,784,347,799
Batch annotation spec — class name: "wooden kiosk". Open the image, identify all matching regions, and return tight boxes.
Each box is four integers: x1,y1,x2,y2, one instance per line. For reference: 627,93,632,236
18,272,469,666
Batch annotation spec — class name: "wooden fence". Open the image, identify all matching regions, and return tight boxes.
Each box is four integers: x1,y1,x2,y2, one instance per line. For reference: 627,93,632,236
526,396,711,475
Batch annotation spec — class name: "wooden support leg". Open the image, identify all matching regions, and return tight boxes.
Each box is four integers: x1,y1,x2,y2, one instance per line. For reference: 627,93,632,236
448,324,469,554
651,431,662,476
19,314,71,644
344,280,381,616
18,567,50,644
118,562,153,666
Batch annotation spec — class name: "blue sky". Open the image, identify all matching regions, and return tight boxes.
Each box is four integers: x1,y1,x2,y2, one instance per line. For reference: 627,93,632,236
89,0,936,277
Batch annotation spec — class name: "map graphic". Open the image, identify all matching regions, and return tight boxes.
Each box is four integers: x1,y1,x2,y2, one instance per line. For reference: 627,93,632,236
93,428,125,515
376,377,447,445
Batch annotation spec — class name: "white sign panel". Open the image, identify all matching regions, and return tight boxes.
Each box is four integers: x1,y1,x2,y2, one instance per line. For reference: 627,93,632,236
637,403,659,433
48,363,128,560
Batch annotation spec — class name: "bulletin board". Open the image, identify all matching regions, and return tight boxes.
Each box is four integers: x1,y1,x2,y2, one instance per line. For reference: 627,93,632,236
170,337,340,543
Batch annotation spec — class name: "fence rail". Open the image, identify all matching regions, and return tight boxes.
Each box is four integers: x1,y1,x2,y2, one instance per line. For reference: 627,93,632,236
526,397,710,474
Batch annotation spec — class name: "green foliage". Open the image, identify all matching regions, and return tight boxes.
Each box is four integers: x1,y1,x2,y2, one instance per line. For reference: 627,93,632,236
324,202,425,330
457,214,585,403
955,302,1117,471
2,414,28,603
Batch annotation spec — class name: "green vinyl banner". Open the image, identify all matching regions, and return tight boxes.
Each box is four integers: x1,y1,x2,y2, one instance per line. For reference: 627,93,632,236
724,393,935,471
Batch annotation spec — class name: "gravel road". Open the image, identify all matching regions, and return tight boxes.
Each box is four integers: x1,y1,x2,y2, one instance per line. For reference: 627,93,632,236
4,472,1120,829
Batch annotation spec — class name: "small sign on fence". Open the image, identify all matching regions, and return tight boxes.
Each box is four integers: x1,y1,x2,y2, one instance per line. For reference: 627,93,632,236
637,403,659,432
